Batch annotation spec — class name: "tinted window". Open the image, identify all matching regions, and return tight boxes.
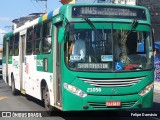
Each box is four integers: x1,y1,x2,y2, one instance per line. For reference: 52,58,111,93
14,33,19,56
33,24,42,54
42,21,52,53
26,27,34,55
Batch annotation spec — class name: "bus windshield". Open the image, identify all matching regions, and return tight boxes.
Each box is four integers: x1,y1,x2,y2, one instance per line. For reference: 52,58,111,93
65,22,153,72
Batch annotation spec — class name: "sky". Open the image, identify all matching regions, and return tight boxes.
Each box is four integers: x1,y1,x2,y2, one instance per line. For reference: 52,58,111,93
0,0,62,48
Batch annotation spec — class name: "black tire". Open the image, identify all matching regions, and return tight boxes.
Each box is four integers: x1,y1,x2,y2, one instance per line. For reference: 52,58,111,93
44,86,54,115
11,75,19,95
26,94,33,101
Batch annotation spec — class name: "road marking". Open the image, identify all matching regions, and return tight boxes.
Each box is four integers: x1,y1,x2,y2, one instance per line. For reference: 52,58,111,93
0,96,8,101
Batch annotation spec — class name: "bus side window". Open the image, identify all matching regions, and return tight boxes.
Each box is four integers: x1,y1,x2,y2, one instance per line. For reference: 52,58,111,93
9,35,14,56
3,39,6,57
14,33,19,56
26,27,34,55
33,24,42,55
42,21,52,53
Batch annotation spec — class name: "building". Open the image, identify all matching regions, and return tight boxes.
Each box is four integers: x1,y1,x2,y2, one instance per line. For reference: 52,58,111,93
137,0,160,42
12,13,44,29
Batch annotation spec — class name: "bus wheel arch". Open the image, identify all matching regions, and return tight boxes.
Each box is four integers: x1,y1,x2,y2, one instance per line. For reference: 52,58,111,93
41,79,47,100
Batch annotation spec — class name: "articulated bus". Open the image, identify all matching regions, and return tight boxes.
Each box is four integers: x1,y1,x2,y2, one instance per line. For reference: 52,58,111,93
3,3,154,113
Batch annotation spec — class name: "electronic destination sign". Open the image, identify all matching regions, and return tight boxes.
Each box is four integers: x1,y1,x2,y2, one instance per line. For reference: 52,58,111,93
72,6,146,20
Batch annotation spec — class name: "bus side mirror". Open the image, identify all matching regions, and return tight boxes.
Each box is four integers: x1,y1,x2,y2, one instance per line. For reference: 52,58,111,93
58,28,65,43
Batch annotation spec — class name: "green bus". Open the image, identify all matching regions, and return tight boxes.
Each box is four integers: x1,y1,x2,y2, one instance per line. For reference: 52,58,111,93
3,3,154,113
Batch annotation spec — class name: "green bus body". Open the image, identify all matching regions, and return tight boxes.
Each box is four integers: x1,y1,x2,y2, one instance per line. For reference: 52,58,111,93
3,3,154,112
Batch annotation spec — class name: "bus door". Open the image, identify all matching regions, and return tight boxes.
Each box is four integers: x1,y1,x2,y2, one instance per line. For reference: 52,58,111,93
19,31,26,92
5,39,9,84
53,24,62,108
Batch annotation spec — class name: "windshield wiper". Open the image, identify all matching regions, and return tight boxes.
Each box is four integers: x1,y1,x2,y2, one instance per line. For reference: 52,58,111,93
84,18,97,32
84,17,102,41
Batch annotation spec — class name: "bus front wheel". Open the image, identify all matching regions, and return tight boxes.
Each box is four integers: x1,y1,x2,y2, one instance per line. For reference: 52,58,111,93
11,75,19,95
44,86,53,115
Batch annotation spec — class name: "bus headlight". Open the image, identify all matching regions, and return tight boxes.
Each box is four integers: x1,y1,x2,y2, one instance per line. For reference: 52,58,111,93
64,83,87,98
139,82,154,96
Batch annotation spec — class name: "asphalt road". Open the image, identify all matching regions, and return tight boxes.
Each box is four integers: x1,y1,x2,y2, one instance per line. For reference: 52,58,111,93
0,79,160,120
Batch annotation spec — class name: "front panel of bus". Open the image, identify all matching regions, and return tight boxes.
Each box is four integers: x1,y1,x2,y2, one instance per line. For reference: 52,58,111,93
60,5,154,111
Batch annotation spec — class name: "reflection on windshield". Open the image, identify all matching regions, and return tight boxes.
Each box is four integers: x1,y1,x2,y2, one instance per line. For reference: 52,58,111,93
65,23,153,72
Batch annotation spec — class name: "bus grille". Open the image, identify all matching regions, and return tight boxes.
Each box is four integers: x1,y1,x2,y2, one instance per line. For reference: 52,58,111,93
80,77,145,87
88,101,137,109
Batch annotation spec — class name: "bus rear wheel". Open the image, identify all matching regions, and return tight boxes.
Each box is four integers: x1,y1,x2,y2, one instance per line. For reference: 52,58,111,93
11,75,19,95
44,86,54,115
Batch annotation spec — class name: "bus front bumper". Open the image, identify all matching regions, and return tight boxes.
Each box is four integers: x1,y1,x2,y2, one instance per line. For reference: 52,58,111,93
62,89,153,111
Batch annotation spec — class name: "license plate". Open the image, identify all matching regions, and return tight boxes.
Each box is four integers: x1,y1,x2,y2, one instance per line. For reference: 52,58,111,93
106,101,121,107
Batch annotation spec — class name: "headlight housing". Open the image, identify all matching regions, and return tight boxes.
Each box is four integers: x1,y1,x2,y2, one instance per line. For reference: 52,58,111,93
64,83,87,98
139,82,154,96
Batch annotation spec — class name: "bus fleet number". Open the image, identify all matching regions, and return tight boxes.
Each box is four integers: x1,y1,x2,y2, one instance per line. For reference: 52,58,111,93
87,88,101,92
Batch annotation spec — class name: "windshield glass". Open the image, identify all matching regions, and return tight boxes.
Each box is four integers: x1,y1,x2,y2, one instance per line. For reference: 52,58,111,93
65,22,153,72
